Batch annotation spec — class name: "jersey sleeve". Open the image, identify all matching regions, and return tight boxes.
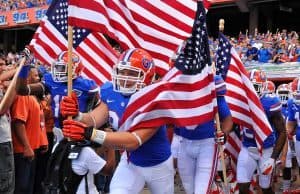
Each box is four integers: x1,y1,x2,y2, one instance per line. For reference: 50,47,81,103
217,96,231,120
269,96,282,114
287,100,296,121
41,73,52,94
214,75,226,96
100,82,113,102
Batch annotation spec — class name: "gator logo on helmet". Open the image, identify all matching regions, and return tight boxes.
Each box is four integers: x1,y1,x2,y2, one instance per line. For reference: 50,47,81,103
142,57,152,69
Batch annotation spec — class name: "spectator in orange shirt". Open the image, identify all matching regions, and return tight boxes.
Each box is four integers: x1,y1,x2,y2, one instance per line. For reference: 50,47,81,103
11,65,44,194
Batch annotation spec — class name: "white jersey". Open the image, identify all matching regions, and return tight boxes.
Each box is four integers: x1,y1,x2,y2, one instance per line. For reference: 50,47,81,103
72,146,106,194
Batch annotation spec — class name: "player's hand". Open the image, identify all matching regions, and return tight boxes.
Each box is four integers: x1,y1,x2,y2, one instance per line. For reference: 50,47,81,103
60,92,79,118
214,130,226,145
62,120,93,141
260,158,275,175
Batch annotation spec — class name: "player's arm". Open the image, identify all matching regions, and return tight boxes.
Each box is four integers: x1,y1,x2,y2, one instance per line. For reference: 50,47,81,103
63,119,158,151
271,111,287,159
221,115,233,134
286,120,296,136
60,92,109,128
92,127,158,151
279,139,288,167
82,102,109,128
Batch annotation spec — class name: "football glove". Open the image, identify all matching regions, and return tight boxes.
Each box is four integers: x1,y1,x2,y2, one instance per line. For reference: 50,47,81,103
60,92,79,118
62,120,93,141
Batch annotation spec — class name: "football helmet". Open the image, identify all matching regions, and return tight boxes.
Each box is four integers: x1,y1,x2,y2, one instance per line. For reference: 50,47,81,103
261,80,275,94
112,48,155,95
248,69,267,95
276,83,290,105
51,51,83,82
290,77,300,104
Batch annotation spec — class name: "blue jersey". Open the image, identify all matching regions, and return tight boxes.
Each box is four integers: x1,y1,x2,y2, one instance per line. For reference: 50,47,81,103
43,73,99,128
176,95,231,140
287,98,300,141
100,82,130,130
242,94,281,148
101,82,171,167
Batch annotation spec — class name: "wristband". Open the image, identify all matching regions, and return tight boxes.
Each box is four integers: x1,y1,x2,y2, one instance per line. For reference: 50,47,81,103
74,112,83,121
91,129,107,144
18,65,30,78
132,132,142,146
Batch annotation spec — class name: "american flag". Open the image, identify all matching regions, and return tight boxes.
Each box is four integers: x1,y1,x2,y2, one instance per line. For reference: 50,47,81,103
119,1,216,132
215,32,273,150
30,0,119,85
68,0,205,77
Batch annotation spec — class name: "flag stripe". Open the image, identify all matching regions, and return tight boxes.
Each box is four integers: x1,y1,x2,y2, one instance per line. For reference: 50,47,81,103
68,0,199,76
30,0,118,85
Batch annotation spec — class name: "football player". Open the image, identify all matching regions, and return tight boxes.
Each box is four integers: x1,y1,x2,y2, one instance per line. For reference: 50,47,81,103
60,48,174,194
286,77,300,190
172,74,233,194
237,69,286,194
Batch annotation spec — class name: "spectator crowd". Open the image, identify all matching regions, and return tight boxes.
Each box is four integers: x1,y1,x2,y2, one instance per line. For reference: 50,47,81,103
209,29,300,65
0,0,52,12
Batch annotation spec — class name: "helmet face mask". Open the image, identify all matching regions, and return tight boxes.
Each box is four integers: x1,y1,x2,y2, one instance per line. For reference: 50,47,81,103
51,51,83,82
253,82,263,95
249,69,267,96
276,84,290,105
51,60,68,82
112,62,145,95
112,48,155,95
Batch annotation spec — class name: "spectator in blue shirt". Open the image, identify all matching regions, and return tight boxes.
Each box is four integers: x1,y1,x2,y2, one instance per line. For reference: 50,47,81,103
246,43,258,61
258,43,272,63
26,1,34,8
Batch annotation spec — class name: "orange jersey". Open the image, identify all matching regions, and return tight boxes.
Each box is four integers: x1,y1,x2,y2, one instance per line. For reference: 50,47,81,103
40,99,54,133
11,95,41,153
39,105,48,147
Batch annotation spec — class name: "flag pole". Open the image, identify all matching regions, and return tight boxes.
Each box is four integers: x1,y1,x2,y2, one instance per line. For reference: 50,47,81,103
215,18,229,192
67,25,73,98
67,25,73,141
